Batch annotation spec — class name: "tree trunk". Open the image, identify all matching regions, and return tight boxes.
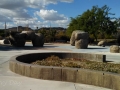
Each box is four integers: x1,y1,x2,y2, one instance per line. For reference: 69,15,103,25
93,34,97,42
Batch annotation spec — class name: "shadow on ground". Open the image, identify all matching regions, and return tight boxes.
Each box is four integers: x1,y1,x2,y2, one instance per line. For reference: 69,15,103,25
87,47,107,49
0,44,58,51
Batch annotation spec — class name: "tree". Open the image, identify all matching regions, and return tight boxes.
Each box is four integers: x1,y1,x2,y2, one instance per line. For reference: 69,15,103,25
49,29,56,42
38,28,57,42
66,5,119,41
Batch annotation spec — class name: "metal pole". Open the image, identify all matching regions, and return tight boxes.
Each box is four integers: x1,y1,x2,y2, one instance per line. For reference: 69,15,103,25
17,18,20,32
17,24,18,32
5,22,6,37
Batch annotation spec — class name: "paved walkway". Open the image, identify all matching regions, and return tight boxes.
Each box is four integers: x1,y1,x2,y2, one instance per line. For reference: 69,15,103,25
0,43,117,90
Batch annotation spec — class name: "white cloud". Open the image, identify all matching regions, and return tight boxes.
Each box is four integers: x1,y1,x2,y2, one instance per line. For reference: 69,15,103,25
36,9,67,21
0,8,31,19
0,0,73,29
50,19,69,28
35,9,70,28
60,0,73,3
0,0,73,9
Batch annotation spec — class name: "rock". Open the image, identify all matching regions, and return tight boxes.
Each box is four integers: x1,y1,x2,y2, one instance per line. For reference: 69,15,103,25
70,38,75,46
70,30,89,46
32,33,44,47
21,31,35,40
98,41,106,47
9,33,26,47
3,38,10,44
75,32,89,40
9,35,16,45
0,40,4,44
75,39,88,49
8,31,44,47
110,45,120,53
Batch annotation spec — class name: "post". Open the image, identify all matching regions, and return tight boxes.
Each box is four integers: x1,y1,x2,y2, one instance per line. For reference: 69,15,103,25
5,22,6,37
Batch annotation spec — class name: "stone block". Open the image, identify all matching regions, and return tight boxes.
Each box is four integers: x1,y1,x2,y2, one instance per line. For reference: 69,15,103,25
24,64,31,77
17,63,25,75
111,74,120,90
9,61,15,72
76,69,104,87
9,61,17,73
40,66,53,80
52,67,62,81
62,68,77,82
103,73,113,89
30,65,42,79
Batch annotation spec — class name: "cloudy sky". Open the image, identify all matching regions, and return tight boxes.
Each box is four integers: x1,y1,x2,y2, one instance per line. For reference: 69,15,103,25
0,0,119,29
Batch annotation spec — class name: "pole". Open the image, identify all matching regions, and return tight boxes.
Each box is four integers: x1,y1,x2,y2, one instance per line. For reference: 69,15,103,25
5,22,6,37
17,21,18,32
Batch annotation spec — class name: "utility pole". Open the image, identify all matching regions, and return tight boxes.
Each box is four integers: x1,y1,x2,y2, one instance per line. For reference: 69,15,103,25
17,21,19,32
5,22,6,37
36,27,38,33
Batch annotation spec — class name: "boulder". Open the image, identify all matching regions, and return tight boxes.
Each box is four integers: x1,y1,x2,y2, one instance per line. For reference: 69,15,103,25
75,39,88,49
70,30,89,46
8,31,44,47
9,33,26,47
70,30,77,46
32,33,44,47
70,30,89,49
98,41,106,47
75,32,89,40
3,38,10,44
21,31,35,40
9,35,15,45
110,45,120,53
0,40,4,44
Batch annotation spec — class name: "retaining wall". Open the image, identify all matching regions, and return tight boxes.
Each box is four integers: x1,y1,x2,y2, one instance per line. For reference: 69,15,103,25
9,52,120,90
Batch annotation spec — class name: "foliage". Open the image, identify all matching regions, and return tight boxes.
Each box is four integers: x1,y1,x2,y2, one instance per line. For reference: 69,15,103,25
0,36,3,40
38,28,57,42
55,30,69,41
66,5,120,41
38,28,69,43
38,29,49,42
0,30,5,37
49,29,56,42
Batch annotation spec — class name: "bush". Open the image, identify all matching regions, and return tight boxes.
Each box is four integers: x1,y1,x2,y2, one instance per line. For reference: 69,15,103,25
0,36,3,40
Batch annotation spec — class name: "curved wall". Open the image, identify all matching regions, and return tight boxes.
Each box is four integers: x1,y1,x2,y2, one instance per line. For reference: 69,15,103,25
9,53,120,90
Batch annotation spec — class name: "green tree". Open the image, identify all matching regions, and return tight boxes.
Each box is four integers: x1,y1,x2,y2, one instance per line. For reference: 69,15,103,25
38,28,57,42
49,29,56,42
66,5,119,41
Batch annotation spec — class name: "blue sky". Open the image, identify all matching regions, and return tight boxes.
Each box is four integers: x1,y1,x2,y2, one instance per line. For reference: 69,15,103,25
47,0,120,18
0,0,120,29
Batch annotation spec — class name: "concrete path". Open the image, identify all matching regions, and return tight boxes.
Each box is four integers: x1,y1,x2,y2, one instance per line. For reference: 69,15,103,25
0,43,116,90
